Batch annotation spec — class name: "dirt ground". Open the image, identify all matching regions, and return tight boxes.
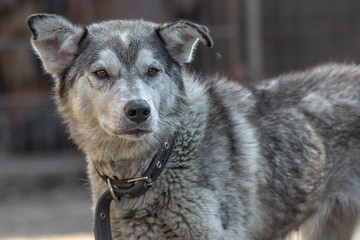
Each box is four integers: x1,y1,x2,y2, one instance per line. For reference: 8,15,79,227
0,187,93,240
0,152,93,240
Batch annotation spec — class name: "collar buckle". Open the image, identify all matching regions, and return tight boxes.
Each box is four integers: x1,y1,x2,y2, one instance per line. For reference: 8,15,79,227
106,176,154,202
126,176,150,183
106,178,120,203
125,176,153,188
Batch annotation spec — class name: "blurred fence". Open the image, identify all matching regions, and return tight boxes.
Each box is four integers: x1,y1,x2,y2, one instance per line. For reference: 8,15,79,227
0,93,70,152
262,0,360,77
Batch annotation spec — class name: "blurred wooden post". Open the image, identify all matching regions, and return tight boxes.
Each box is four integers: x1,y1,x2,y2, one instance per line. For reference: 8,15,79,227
244,0,263,82
226,0,243,81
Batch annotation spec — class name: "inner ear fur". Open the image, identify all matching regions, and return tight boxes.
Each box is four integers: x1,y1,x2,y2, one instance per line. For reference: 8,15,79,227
157,20,213,64
27,14,86,76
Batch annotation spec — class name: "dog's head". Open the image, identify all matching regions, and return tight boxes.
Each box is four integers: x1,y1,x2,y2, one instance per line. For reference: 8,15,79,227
27,14,213,145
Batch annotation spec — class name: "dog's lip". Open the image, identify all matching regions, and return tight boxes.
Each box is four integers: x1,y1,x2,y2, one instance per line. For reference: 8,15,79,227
109,128,152,138
121,129,152,136
101,123,152,137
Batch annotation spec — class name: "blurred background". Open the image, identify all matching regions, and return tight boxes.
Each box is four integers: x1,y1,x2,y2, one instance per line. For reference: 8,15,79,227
1,0,360,239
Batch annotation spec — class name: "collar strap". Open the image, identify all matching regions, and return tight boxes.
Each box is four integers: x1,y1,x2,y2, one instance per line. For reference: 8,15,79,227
95,137,175,199
94,136,175,240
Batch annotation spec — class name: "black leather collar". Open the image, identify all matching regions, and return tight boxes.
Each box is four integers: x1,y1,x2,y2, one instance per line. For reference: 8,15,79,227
94,136,176,240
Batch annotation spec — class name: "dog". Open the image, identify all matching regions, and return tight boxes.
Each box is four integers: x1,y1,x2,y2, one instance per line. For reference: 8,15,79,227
28,13,360,240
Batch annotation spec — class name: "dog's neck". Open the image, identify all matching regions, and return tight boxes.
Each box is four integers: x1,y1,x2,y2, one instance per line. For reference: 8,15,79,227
71,122,174,179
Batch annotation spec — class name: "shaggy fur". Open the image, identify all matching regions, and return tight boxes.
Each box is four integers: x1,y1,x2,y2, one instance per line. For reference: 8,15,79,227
28,13,360,239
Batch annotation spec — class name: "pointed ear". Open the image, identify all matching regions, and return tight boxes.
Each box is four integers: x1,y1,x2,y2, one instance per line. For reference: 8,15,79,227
157,20,213,64
27,14,86,76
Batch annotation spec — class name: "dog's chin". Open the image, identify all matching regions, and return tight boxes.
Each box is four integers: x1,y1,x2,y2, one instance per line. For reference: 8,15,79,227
120,129,153,140
101,124,152,141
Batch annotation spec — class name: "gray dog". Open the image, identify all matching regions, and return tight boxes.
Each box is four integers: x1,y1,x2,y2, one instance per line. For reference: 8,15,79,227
28,13,360,240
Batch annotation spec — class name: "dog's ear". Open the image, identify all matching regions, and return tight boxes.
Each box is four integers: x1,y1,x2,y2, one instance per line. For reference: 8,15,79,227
27,14,86,76
157,21,213,64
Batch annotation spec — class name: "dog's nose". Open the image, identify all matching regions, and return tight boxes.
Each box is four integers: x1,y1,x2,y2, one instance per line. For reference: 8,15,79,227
124,99,151,123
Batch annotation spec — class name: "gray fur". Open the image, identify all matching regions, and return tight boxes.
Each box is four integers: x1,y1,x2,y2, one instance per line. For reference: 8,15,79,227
28,14,360,239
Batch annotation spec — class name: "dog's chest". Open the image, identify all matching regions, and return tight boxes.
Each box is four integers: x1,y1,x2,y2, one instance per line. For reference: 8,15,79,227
107,186,201,239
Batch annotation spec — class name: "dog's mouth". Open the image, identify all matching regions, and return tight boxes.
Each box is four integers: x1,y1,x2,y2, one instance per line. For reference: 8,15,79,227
121,129,152,138
101,123,152,139
99,118,154,140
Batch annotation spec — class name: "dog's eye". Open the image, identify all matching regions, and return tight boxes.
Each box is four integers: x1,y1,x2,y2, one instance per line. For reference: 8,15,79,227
94,70,109,78
147,68,158,77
